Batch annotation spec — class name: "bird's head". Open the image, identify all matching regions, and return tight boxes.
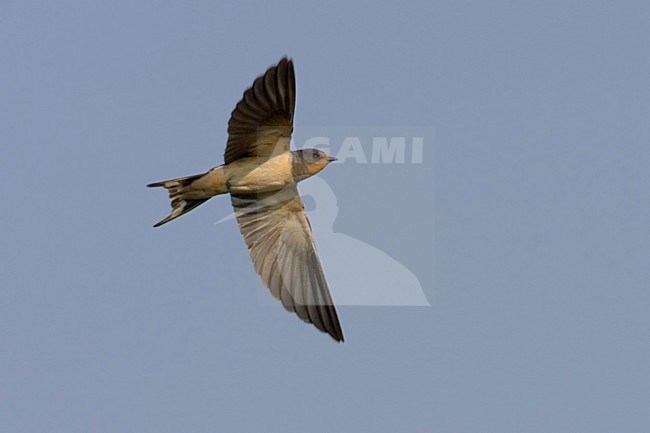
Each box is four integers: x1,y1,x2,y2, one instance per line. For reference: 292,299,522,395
292,149,338,180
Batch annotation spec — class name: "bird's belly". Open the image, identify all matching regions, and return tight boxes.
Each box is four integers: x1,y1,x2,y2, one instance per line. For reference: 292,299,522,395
226,155,294,194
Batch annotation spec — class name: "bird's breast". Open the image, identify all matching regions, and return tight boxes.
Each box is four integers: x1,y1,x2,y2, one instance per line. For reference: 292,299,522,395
225,153,294,194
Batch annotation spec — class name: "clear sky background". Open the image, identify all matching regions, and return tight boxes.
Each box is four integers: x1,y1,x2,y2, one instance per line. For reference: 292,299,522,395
2,1,649,432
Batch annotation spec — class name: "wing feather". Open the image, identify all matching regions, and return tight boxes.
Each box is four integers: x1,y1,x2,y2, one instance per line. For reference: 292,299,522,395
231,186,344,342
225,58,295,164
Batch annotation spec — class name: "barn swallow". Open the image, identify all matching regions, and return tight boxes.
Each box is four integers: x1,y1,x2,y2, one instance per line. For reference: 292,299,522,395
148,58,344,342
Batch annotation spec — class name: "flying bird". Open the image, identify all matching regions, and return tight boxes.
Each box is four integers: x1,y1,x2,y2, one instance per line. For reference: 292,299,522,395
148,58,344,342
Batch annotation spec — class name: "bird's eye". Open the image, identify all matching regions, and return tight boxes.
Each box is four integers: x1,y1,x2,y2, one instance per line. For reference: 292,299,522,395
311,150,319,159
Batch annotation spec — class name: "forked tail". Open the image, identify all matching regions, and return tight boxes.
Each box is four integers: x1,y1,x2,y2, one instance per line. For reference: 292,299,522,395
147,173,210,227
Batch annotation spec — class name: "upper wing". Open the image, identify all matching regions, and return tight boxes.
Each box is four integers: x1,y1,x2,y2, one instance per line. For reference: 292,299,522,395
224,58,296,165
231,186,344,342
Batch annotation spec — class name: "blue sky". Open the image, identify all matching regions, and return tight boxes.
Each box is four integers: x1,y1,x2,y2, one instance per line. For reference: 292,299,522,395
1,1,649,432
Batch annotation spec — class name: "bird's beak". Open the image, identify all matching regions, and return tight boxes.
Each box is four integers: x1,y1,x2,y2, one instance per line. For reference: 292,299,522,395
327,156,338,162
